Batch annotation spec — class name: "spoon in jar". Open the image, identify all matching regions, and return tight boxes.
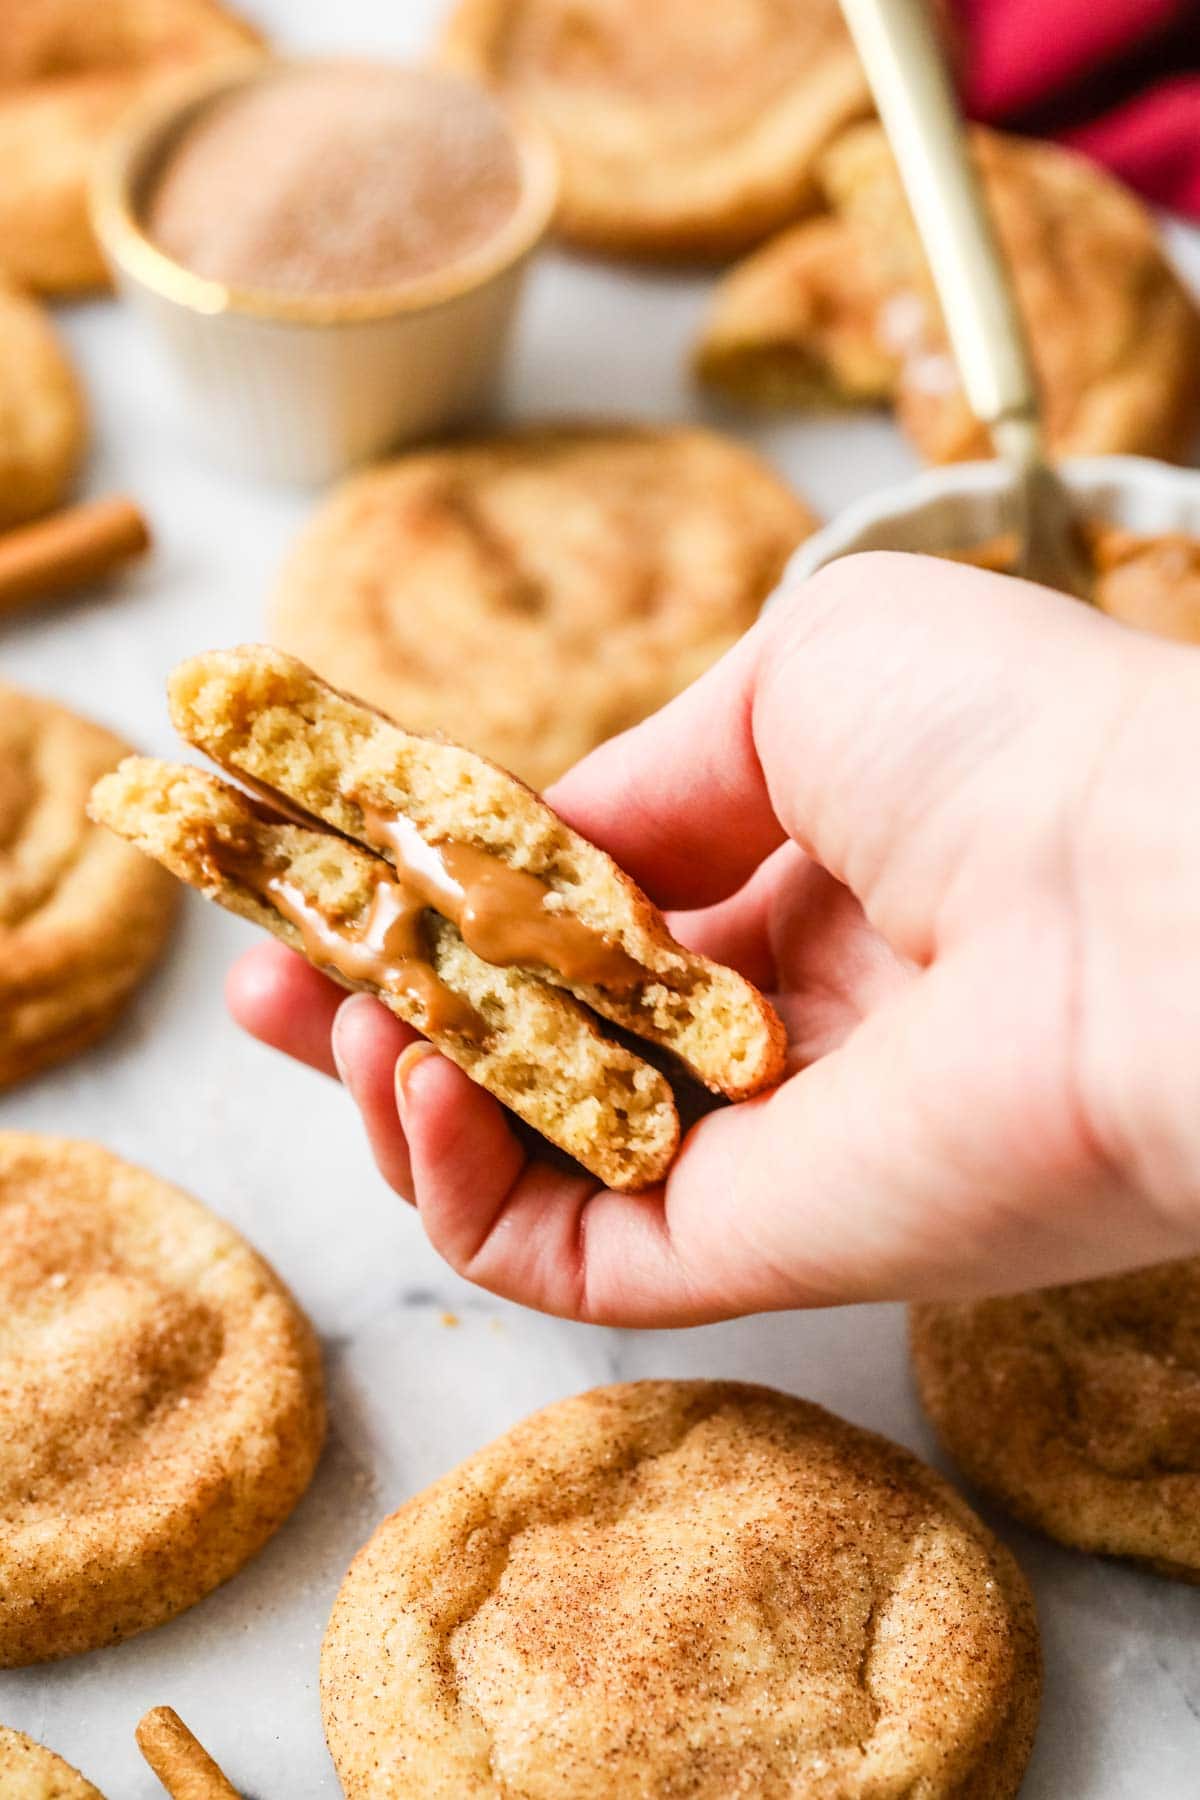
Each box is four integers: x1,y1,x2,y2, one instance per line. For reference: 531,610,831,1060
837,0,1094,600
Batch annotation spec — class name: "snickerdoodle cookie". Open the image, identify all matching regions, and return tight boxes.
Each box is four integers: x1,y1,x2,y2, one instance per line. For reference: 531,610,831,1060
439,0,870,260
698,124,1200,465
0,0,263,295
269,426,812,790
1089,524,1200,643
91,647,785,1190
0,1132,325,1664
911,1260,1200,1579
0,683,178,1089
322,1380,1041,1797
0,1726,105,1799
0,282,86,527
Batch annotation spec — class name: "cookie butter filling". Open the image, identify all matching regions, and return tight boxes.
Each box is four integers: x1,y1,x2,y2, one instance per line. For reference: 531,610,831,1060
355,803,644,989
209,841,486,1040
206,799,646,1041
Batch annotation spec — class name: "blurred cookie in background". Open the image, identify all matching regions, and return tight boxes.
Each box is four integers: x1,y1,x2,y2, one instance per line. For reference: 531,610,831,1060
0,0,263,295
136,1708,241,1800
0,282,86,526
439,0,871,261
269,424,814,790
697,125,1200,465
1088,524,1200,643
911,1260,1200,1580
0,1725,105,1799
0,683,178,1089
0,1132,326,1665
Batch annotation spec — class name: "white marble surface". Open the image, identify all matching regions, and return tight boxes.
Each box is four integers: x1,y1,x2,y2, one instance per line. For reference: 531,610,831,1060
2,2,1199,1792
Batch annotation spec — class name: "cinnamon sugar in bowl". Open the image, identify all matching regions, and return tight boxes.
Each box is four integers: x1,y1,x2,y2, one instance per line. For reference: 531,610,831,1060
91,58,557,483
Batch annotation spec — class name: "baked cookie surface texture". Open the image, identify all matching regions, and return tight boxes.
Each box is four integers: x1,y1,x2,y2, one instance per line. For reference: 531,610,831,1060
91,647,786,1192
439,0,871,259
0,1726,105,1800
0,682,178,1089
0,0,263,294
269,426,815,790
911,1259,1200,1580
0,1132,325,1664
698,125,1200,465
322,1380,1041,1798
0,283,87,527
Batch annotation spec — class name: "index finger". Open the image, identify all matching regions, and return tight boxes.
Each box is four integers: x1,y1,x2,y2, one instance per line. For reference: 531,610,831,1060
546,619,785,909
551,551,1139,944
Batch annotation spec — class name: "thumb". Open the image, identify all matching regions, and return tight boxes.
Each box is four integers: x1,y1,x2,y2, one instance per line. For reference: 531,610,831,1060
554,552,1148,955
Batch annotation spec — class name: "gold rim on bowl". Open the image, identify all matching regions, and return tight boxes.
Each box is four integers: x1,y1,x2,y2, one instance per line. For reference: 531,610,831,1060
90,55,560,327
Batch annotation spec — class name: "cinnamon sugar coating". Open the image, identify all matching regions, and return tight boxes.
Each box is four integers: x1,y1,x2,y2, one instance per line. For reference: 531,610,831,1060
269,425,814,790
440,0,871,260
912,1260,1200,1579
145,64,521,297
698,125,1200,466
0,1133,325,1664
0,682,177,1089
323,1381,1040,1797
0,1726,105,1799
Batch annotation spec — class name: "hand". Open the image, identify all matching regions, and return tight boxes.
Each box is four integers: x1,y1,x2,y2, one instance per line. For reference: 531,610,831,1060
229,552,1200,1325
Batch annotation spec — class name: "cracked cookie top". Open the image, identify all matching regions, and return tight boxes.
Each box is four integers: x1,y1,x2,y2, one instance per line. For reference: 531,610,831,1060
322,1379,1040,1798
0,0,263,295
0,681,178,1089
269,426,814,791
912,1260,1200,1580
697,124,1200,467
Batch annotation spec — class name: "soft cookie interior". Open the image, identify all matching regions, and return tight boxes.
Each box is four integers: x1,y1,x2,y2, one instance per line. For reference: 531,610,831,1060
167,645,787,1101
90,757,680,1192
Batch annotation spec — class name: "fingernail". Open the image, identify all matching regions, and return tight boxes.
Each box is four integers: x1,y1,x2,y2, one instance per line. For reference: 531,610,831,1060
331,995,365,1095
394,1041,437,1123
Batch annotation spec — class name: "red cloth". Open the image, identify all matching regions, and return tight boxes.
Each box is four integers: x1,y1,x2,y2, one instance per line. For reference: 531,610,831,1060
955,0,1200,219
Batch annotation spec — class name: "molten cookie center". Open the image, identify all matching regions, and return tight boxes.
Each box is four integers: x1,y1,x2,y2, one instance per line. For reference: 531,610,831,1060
356,804,642,988
210,801,642,1041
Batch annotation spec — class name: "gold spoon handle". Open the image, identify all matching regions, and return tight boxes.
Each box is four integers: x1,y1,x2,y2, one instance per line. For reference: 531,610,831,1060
836,0,1093,598
836,0,1039,439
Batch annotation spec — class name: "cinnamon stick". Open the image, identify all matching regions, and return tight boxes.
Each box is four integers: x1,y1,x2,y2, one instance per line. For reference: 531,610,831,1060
0,496,150,614
135,1708,241,1800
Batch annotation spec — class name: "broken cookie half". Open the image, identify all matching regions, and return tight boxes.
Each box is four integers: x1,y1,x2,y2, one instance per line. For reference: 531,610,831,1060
90,647,786,1191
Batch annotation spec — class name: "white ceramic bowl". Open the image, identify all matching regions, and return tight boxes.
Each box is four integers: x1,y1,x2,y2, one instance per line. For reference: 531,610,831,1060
783,455,1200,590
91,59,558,485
